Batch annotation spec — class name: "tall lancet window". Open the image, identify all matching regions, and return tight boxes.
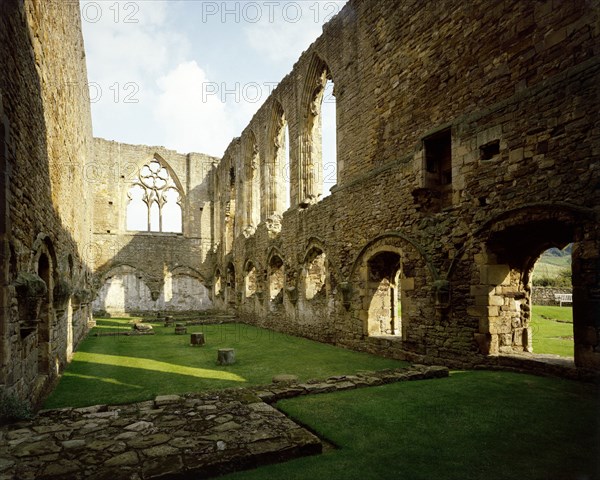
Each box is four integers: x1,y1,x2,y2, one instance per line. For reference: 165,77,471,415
126,159,183,233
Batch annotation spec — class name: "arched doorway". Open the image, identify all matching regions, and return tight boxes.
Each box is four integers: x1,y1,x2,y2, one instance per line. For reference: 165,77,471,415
349,233,434,348
367,251,402,336
531,245,573,357
473,207,599,369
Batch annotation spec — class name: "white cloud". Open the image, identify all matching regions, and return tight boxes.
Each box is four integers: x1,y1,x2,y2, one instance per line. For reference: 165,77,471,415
81,1,348,157
81,1,185,78
243,1,347,65
81,1,191,146
155,61,233,157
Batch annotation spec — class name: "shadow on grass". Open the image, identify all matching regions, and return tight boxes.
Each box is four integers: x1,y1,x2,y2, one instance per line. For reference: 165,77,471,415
222,370,600,480
44,360,247,409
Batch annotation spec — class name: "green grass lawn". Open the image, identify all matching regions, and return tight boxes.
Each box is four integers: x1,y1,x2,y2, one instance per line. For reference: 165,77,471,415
44,319,408,409
531,305,574,357
222,370,600,480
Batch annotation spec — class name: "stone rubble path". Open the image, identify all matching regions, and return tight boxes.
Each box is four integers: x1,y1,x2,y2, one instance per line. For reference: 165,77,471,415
0,365,448,480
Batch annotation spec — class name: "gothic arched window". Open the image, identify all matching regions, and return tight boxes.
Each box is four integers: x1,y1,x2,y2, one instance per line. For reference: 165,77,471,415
126,159,183,233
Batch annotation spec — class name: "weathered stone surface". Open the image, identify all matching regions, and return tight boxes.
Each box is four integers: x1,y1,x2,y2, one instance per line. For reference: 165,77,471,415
142,456,184,478
87,440,117,452
1,0,95,408
12,440,60,457
175,326,188,335
155,395,181,407
0,366,448,479
42,459,80,476
1,0,599,449
114,432,138,441
104,451,139,467
6,429,33,441
272,374,299,384
212,421,241,433
142,445,179,458
303,383,336,394
84,411,119,420
334,381,356,391
133,323,153,332
127,433,170,449
62,440,86,450
124,421,154,432
217,348,236,365
0,458,15,473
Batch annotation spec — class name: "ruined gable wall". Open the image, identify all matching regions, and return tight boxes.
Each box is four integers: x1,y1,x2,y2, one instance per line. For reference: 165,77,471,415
0,0,95,401
212,0,599,368
90,138,217,314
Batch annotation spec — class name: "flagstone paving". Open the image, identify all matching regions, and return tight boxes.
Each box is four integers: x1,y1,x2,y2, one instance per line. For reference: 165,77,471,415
0,365,448,479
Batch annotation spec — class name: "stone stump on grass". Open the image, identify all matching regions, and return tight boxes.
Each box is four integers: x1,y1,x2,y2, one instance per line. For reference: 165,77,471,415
133,323,153,333
217,348,235,365
191,332,205,346
175,324,187,335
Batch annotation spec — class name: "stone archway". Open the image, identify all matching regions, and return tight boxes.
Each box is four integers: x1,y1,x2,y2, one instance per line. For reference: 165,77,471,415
92,264,154,315
349,233,436,348
471,205,599,369
366,251,402,336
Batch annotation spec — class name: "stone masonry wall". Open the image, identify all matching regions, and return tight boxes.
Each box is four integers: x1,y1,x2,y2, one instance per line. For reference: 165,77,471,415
210,0,600,370
90,138,218,314
2,0,599,407
0,0,95,403
532,287,574,307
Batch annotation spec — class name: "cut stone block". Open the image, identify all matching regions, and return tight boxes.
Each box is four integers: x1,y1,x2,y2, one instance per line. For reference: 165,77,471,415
133,323,153,332
272,374,298,384
191,332,205,346
217,348,236,365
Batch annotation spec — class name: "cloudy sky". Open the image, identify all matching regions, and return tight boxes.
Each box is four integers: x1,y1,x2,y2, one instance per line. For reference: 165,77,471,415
81,0,346,159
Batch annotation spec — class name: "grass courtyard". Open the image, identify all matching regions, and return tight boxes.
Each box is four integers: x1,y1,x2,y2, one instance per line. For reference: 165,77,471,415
46,309,576,409
43,319,408,409
223,370,599,480
42,315,597,479
531,305,574,357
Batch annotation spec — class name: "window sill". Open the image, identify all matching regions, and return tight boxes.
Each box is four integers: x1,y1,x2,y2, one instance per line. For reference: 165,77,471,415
124,231,184,237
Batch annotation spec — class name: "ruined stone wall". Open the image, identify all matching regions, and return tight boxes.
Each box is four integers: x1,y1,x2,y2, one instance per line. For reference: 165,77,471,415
211,0,600,370
0,0,95,402
90,138,217,315
532,287,574,307
2,0,598,402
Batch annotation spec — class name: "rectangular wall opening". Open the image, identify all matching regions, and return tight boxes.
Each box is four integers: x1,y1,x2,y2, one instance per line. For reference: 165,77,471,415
423,128,452,209
480,140,500,161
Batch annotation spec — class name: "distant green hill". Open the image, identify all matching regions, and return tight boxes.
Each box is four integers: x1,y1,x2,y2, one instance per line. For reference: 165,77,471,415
533,245,571,284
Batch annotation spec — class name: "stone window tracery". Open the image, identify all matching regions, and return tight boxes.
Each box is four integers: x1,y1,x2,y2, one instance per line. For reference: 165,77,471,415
126,159,183,233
